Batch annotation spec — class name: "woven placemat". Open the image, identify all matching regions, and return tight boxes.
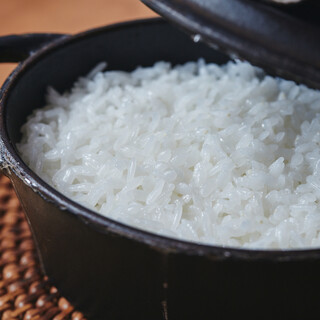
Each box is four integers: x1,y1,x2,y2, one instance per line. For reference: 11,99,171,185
0,174,86,320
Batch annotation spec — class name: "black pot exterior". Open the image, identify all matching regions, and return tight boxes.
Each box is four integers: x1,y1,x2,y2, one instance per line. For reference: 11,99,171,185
10,173,166,319
11,171,320,320
1,18,320,319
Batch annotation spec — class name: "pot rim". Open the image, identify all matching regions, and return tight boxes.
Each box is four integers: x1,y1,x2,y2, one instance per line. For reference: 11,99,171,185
1,17,319,261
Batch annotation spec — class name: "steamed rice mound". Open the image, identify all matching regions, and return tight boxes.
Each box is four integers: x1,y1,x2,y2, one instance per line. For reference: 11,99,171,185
18,60,320,249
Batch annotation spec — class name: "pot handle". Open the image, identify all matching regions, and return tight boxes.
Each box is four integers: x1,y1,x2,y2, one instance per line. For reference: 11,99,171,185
0,33,68,63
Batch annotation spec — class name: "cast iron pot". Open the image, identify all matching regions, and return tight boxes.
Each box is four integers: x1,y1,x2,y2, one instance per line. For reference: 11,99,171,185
1,18,320,320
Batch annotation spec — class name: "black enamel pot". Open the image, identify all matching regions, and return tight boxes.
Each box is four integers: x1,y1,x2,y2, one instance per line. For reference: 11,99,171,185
1,17,320,320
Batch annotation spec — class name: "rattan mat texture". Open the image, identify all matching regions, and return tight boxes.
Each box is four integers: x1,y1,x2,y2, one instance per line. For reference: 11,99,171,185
0,174,86,320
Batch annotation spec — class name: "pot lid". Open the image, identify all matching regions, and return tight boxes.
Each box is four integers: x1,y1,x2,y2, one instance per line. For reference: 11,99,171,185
142,0,320,89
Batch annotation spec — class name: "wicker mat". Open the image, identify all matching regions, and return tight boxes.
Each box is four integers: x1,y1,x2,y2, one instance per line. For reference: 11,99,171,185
0,174,86,320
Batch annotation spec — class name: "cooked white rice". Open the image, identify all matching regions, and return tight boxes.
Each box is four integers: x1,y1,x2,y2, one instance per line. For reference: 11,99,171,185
18,60,320,249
